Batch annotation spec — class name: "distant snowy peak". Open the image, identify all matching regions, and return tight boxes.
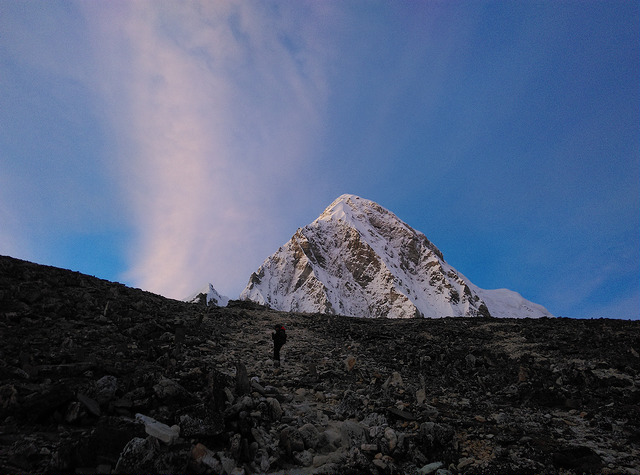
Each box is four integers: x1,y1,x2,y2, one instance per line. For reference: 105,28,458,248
240,194,552,319
316,194,444,261
185,283,229,307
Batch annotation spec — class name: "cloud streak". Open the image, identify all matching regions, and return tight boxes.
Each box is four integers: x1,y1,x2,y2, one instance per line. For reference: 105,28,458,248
83,1,333,299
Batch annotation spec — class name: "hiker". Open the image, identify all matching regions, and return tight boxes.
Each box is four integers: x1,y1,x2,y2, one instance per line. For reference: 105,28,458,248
272,324,287,367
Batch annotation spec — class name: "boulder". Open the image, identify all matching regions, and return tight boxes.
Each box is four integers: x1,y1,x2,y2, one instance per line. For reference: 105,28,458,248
114,437,158,473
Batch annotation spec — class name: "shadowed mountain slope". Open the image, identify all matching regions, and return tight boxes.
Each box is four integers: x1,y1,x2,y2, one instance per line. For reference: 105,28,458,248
1,255,638,474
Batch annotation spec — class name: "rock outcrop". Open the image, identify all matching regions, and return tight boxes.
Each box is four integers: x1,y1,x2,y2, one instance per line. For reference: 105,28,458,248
1,255,638,474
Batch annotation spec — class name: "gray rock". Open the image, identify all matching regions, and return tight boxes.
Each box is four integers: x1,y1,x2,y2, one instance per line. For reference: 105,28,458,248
416,387,427,405
114,436,158,473
293,449,314,467
95,375,118,403
336,390,362,418
153,376,190,401
340,420,367,449
280,426,305,456
418,461,444,475
383,426,397,453
265,397,282,421
317,428,342,453
299,423,320,450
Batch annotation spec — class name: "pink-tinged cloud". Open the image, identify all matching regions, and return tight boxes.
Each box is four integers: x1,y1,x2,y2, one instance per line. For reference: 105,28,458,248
81,1,335,299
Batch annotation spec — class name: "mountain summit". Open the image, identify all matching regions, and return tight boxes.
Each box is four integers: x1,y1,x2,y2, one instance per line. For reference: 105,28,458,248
240,194,552,318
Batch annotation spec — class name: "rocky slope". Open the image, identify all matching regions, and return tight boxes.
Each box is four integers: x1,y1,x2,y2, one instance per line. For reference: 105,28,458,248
1,255,639,474
240,194,551,319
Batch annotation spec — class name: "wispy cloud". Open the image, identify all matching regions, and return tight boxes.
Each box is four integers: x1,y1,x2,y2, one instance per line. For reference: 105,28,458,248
82,1,334,298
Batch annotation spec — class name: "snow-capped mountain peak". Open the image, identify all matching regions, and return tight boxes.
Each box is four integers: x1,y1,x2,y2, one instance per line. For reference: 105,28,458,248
185,283,229,307
240,194,552,319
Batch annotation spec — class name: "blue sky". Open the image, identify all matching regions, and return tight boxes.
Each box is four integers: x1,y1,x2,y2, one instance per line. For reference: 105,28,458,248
1,1,638,319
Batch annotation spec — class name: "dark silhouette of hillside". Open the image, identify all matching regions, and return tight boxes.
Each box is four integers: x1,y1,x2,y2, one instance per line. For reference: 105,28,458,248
1,255,638,474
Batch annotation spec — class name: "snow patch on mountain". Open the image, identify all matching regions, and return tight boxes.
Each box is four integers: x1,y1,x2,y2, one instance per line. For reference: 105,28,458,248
240,194,553,319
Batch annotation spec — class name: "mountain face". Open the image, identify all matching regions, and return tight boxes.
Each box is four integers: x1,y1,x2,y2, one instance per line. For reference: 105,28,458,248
240,194,552,318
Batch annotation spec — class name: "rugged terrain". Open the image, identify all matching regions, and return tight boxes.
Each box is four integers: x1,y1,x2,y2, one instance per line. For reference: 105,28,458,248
1,255,639,474
241,194,551,319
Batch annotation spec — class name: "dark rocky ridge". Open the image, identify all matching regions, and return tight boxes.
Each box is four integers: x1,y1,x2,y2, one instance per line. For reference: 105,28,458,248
1,255,639,474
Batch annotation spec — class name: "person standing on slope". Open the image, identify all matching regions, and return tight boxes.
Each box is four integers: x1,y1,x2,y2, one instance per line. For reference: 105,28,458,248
272,324,287,367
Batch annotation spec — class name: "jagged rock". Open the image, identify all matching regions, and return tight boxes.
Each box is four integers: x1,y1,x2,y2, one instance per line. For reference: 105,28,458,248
336,390,363,419
279,426,304,456
340,420,368,449
153,376,193,403
95,375,118,404
317,427,342,454
383,427,398,454
293,449,314,467
114,436,158,473
344,356,357,372
298,423,320,450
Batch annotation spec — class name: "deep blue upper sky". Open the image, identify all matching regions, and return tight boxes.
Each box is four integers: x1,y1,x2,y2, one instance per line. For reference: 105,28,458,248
1,1,638,318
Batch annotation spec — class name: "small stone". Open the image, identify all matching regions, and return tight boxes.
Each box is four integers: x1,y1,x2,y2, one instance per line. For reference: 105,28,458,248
345,356,356,372
384,427,397,453
135,413,180,444
192,443,222,471
388,371,404,387
416,388,427,406
373,458,387,470
361,443,378,452
418,461,444,475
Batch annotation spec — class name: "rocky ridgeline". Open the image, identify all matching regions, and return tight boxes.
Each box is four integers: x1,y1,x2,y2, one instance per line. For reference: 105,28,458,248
1,255,639,475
